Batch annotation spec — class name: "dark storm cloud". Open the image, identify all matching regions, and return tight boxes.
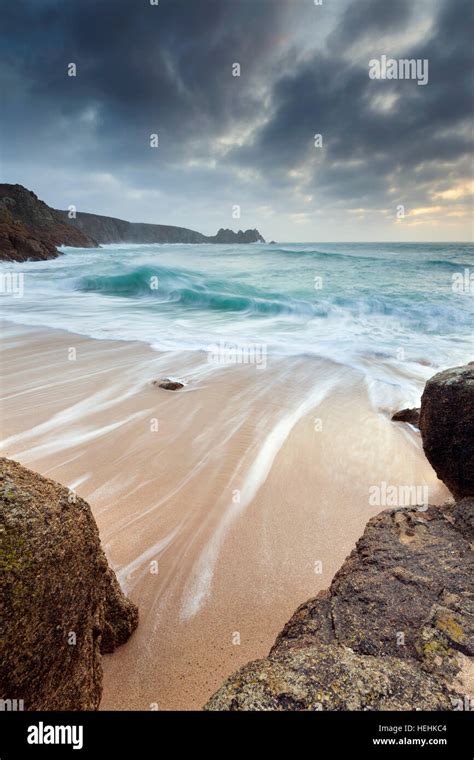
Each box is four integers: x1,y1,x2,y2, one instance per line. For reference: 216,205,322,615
231,0,473,210
1,0,293,167
327,0,414,50
0,0,472,236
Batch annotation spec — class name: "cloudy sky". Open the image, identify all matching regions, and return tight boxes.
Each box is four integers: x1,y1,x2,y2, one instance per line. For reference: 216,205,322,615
1,0,473,241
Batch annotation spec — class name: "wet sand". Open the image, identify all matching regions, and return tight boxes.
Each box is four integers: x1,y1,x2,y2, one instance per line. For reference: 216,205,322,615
0,321,450,710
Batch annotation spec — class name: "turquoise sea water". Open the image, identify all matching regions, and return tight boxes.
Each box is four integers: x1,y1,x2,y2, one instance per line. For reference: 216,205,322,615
1,242,473,395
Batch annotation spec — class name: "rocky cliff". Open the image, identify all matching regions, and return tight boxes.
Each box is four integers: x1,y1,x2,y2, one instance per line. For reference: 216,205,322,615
0,184,96,262
0,184,265,261
55,210,265,246
0,458,138,710
206,364,474,711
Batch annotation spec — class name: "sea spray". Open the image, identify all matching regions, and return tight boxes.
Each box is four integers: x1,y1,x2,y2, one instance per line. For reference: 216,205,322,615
0,242,472,387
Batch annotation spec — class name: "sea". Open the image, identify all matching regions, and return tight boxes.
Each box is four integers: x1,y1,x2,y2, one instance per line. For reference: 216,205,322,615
1,241,473,408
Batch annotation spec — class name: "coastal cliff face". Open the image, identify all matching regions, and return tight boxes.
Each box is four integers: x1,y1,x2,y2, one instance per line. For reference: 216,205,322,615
0,458,138,710
54,209,209,245
206,364,474,711
0,185,96,262
0,184,265,261
55,210,265,246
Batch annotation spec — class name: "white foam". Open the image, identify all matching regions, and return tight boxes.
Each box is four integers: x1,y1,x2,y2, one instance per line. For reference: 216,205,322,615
179,371,341,619
2,410,144,463
67,473,91,491
117,524,182,593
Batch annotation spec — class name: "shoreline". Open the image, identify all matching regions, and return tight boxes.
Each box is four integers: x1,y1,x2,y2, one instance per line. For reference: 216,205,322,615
0,321,451,709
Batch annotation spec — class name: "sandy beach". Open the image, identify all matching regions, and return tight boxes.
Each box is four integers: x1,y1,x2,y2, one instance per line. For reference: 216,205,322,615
0,320,451,710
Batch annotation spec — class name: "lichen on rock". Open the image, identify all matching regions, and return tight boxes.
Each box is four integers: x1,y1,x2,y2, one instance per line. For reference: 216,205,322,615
206,499,473,711
205,363,474,711
205,644,459,712
0,458,138,710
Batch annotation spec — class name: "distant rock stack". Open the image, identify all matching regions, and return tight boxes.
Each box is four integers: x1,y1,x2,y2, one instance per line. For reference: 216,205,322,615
205,364,474,711
209,228,265,244
0,458,138,710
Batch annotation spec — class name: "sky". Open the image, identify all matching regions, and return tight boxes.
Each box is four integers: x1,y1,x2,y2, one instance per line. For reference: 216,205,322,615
1,0,473,242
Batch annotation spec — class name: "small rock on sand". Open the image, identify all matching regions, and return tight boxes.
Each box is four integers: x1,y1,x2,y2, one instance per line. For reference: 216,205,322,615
391,408,420,426
154,378,184,391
